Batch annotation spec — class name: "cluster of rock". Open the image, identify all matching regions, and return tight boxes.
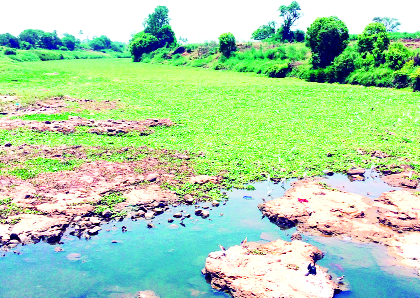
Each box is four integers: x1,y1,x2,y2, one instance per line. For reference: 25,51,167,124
203,239,341,298
0,116,174,136
259,179,420,274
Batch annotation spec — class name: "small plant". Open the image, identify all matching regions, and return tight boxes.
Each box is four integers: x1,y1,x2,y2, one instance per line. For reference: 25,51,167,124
93,192,126,216
317,182,339,191
286,264,300,270
250,249,267,255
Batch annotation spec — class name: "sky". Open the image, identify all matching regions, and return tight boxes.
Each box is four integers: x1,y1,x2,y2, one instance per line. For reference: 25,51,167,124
0,0,418,43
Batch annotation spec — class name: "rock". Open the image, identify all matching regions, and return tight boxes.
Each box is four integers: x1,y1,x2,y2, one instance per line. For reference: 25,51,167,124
147,223,155,229
154,208,164,214
101,210,112,218
189,175,220,185
201,210,210,218
146,173,159,182
87,226,101,235
203,239,339,298
211,200,220,207
173,213,183,218
291,232,303,241
54,246,64,252
195,209,203,216
144,212,155,220
184,214,191,218
347,168,365,176
89,217,101,225
168,218,174,223
4,142,12,147
137,290,160,298
184,194,195,204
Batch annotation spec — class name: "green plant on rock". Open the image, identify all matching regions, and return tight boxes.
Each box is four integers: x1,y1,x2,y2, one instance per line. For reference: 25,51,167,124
219,33,237,58
411,68,420,91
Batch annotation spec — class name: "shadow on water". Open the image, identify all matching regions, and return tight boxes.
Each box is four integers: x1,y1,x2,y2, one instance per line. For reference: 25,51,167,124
0,173,420,297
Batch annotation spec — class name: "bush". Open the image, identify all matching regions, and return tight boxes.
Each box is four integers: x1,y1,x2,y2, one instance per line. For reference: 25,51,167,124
219,32,237,57
59,46,68,51
265,63,290,78
346,67,394,87
306,16,349,68
358,23,390,64
20,41,32,50
411,68,420,91
330,47,361,83
4,48,16,55
32,50,64,61
129,32,160,62
385,42,410,70
155,25,176,48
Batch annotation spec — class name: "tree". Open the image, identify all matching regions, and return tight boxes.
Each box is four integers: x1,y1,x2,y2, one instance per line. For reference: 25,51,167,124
19,29,44,47
39,31,62,50
358,22,390,64
251,21,276,40
219,32,237,57
129,32,159,62
373,17,401,32
61,33,77,51
99,35,112,49
155,25,176,47
143,6,170,36
385,42,410,70
306,16,349,68
278,1,302,41
0,33,20,48
89,37,106,51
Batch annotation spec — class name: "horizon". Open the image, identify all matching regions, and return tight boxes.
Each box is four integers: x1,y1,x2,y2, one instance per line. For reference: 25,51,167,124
1,0,418,43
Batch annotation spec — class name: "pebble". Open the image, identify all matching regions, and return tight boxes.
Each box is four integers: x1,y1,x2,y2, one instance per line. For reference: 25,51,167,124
173,213,183,218
168,218,174,223
147,223,156,229
201,210,210,218
54,246,64,252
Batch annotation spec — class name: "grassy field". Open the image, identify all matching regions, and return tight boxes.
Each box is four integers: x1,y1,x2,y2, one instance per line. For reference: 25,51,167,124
1,58,420,188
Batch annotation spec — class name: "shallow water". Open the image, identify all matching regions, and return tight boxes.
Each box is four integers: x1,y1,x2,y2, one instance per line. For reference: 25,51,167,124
0,174,420,297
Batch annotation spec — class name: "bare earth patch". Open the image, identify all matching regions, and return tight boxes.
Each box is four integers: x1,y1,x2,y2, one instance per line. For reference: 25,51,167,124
0,116,174,135
259,180,420,275
203,239,341,298
0,95,119,117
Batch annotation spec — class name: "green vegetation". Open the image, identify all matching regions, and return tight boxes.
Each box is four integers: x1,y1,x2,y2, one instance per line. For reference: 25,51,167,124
0,197,42,224
93,192,126,216
219,33,237,57
1,59,420,187
306,16,349,68
251,1,304,43
130,6,176,62
372,17,401,32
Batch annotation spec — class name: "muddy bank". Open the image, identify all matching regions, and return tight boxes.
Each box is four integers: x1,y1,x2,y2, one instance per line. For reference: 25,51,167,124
0,116,173,136
259,180,420,274
0,144,221,248
203,239,341,298
0,95,119,117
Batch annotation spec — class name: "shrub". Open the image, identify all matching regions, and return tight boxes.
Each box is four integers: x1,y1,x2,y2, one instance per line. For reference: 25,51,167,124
265,63,290,78
155,25,176,48
385,42,410,70
294,30,305,42
4,48,16,55
129,32,159,62
330,47,361,83
346,67,394,87
393,69,411,88
219,32,237,57
411,68,420,91
213,62,227,70
358,23,390,64
32,50,64,61
59,46,68,51
20,41,32,50
306,16,349,68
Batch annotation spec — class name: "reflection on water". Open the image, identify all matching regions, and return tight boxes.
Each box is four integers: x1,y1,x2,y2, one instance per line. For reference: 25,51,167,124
0,173,419,297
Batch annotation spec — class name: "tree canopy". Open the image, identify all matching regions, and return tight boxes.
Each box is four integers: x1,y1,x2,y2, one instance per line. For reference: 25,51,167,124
143,6,170,36
279,1,302,40
372,17,401,32
358,22,390,63
251,21,276,41
306,16,349,68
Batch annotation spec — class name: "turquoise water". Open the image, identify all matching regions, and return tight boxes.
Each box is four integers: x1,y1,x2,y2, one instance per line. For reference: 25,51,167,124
0,175,419,297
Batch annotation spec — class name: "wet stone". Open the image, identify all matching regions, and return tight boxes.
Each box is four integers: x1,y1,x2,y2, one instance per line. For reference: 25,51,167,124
173,213,183,218
201,210,210,218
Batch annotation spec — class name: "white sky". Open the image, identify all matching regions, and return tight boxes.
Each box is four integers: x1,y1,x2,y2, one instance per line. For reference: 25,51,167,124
1,0,419,43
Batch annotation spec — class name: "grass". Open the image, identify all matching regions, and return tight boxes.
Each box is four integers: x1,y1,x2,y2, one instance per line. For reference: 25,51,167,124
0,59,420,188
93,192,127,217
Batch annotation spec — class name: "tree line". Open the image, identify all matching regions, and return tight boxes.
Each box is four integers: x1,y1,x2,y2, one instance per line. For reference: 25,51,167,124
0,29,125,52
